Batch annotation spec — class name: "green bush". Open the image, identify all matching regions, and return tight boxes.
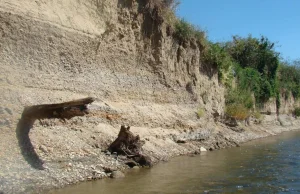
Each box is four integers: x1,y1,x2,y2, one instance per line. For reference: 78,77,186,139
278,61,300,100
225,35,280,106
225,88,253,120
253,111,264,121
202,42,235,84
174,19,206,44
252,111,264,123
253,111,262,120
161,0,180,26
294,107,300,117
225,88,254,110
226,104,250,120
160,7,300,115
196,108,205,118
162,0,180,10
174,19,193,40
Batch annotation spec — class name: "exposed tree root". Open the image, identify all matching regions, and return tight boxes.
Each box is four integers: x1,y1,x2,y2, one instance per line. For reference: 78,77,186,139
108,125,152,167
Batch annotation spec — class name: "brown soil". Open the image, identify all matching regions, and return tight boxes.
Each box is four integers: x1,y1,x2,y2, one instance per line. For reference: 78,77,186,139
0,1,299,193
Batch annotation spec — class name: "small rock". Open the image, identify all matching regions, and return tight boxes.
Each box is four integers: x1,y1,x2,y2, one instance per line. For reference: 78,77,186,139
39,145,48,153
125,160,139,168
194,150,200,154
231,127,245,133
47,147,54,153
110,171,125,179
103,166,116,173
5,108,13,115
176,139,186,144
0,118,10,126
132,166,140,170
92,170,103,175
106,115,113,120
200,147,207,152
118,155,127,160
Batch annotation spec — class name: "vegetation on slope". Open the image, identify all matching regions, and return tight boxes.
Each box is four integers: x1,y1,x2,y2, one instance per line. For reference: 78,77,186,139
278,60,300,100
150,0,300,119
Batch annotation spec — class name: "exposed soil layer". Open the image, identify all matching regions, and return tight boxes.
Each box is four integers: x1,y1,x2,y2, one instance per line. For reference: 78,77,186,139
0,1,299,193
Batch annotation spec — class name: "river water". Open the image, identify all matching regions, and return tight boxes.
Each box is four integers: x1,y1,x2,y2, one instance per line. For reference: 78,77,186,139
51,130,300,194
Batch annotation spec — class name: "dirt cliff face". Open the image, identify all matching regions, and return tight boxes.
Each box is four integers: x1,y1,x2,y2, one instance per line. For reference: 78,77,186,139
0,0,224,127
0,0,225,192
260,94,300,115
1,1,298,193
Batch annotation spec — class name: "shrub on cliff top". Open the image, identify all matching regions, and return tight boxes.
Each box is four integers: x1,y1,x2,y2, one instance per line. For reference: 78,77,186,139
174,19,207,44
278,60,300,100
162,0,180,10
174,18,194,40
201,42,235,85
225,35,280,105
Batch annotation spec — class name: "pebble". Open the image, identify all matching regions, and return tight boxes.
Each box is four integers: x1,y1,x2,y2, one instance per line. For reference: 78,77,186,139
110,171,125,179
39,145,48,153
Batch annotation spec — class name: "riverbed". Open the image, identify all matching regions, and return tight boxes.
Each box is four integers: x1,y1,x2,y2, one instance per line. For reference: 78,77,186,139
50,130,300,194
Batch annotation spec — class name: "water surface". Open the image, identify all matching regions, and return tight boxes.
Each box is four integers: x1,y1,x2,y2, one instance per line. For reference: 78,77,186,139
51,130,300,193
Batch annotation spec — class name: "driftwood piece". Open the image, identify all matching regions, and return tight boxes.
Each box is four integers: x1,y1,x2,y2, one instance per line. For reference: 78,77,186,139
108,125,152,167
22,97,95,120
109,126,144,155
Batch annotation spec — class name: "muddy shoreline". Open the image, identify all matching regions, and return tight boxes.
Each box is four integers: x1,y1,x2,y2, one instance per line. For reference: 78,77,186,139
49,130,300,194
2,113,299,194
44,120,299,194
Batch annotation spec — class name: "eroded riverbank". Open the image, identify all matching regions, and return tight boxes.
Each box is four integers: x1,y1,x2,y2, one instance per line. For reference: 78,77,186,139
1,1,300,193
1,107,299,194
49,130,300,194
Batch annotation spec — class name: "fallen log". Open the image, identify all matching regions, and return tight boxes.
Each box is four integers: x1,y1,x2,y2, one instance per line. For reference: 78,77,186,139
22,97,95,120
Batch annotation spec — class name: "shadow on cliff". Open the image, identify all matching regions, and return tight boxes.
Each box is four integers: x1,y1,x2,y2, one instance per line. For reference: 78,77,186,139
16,97,95,170
16,116,44,170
